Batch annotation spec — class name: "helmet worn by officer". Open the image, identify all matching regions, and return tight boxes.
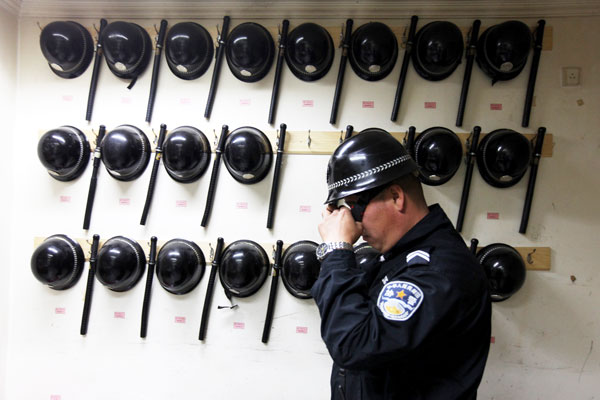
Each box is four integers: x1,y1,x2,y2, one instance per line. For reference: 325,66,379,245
96,236,146,292
476,128,532,188
412,21,464,81
226,22,275,82
162,126,211,183
156,239,206,295
100,21,152,80
31,234,85,290
411,126,463,186
37,126,91,182
285,22,334,82
165,22,214,80
477,243,526,301
349,22,398,81
219,240,269,298
223,126,273,184
325,128,418,221
102,125,151,181
476,20,532,84
281,240,320,299
40,21,94,79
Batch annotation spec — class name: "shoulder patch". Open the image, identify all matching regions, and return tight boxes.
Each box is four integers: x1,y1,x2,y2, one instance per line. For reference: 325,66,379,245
406,250,430,265
377,281,424,321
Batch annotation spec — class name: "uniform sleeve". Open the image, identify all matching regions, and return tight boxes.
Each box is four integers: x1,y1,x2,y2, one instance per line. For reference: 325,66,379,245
311,250,460,370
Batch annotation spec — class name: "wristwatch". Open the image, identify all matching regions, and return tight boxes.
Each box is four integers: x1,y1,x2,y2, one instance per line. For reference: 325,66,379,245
316,241,353,261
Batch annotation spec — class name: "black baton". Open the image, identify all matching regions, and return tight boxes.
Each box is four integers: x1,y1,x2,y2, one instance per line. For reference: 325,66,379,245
145,20,168,123
329,19,353,125
266,123,287,229
262,240,284,343
391,15,418,122
204,16,230,119
83,125,106,230
85,19,107,122
199,237,225,340
522,20,546,128
519,127,546,233
80,234,100,335
456,20,481,127
201,125,228,227
140,236,157,338
456,126,481,232
140,123,167,225
268,19,289,125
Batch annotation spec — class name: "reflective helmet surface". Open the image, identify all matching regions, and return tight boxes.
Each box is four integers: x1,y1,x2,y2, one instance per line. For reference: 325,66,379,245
219,240,269,298
223,127,273,184
96,236,146,292
40,21,94,79
100,21,152,79
476,20,532,83
285,23,334,81
353,242,379,269
162,126,211,183
477,243,526,302
413,127,463,186
226,22,274,82
325,128,418,203
412,21,464,81
31,234,84,290
102,125,151,181
281,241,320,299
476,129,532,188
156,239,206,295
37,126,90,182
349,22,398,81
165,22,214,80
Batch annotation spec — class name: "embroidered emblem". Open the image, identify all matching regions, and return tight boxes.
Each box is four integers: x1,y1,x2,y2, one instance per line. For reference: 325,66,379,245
406,250,430,264
377,281,424,321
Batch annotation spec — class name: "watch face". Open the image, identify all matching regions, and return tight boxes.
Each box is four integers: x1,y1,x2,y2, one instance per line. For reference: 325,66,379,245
316,243,329,260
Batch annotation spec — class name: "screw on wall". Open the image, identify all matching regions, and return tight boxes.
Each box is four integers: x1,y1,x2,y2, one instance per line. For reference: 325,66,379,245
562,67,581,86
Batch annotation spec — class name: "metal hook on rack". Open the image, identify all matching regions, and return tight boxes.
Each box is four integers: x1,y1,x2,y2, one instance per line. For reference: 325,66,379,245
37,22,43,32
209,242,215,261
526,248,537,265
307,129,312,148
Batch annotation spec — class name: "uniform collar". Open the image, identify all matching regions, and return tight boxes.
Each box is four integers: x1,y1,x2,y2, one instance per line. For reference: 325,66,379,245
381,204,451,260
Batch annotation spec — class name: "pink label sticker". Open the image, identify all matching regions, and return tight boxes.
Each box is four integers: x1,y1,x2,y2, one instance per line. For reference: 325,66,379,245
236,202,248,209
174,316,186,324
490,103,503,110
114,311,125,319
299,205,312,213
240,99,251,105
487,212,499,220
121,97,132,104
50,395,62,400
233,322,245,330
302,100,314,107
119,198,130,206
62,95,73,102
424,101,437,109
490,336,495,344
59,195,71,203
179,97,192,104
55,307,66,315
175,200,187,208
296,326,308,334
362,101,374,108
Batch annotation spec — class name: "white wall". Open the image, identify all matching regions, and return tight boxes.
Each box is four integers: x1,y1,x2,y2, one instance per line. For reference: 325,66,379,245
4,13,600,400
0,4,17,400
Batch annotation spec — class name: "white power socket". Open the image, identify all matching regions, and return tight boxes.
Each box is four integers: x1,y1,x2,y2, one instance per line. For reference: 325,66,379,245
562,67,581,86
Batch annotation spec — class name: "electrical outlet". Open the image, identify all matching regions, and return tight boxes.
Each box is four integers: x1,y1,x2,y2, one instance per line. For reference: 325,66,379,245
562,67,581,86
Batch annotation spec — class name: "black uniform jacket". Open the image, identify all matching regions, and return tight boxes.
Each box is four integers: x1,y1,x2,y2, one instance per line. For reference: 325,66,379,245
312,204,491,400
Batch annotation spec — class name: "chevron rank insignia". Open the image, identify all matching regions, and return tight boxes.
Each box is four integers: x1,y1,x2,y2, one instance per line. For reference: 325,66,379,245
406,250,430,266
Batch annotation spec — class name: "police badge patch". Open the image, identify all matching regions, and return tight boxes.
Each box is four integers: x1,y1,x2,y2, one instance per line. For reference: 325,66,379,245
377,281,424,321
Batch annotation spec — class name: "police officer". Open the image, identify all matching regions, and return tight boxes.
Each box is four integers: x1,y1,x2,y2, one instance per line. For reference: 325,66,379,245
312,128,491,400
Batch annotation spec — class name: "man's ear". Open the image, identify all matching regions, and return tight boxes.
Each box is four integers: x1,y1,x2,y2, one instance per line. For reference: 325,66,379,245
389,184,406,211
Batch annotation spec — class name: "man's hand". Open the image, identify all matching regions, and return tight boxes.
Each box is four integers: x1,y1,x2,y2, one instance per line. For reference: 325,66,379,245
318,204,362,244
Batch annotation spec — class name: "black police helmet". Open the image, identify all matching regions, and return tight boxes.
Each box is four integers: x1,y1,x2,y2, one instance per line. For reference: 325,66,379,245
223,126,273,184
100,21,152,80
281,241,320,299
226,22,274,82
37,126,91,182
102,125,151,181
156,239,206,295
476,129,532,188
477,243,526,302
40,21,94,79
476,20,532,84
162,126,211,183
31,234,84,290
412,127,463,186
219,240,269,298
412,21,464,81
349,22,398,81
325,128,418,204
165,22,214,80
96,236,146,292
353,242,379,269
285,23,334,81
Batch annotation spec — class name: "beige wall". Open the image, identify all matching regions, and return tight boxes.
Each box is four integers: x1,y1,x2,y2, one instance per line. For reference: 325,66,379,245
3,10,600,400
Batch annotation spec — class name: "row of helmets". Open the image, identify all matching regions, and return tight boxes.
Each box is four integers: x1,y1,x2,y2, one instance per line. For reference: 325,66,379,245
38,123,536,189
39,18,533,84
39,18,539,124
